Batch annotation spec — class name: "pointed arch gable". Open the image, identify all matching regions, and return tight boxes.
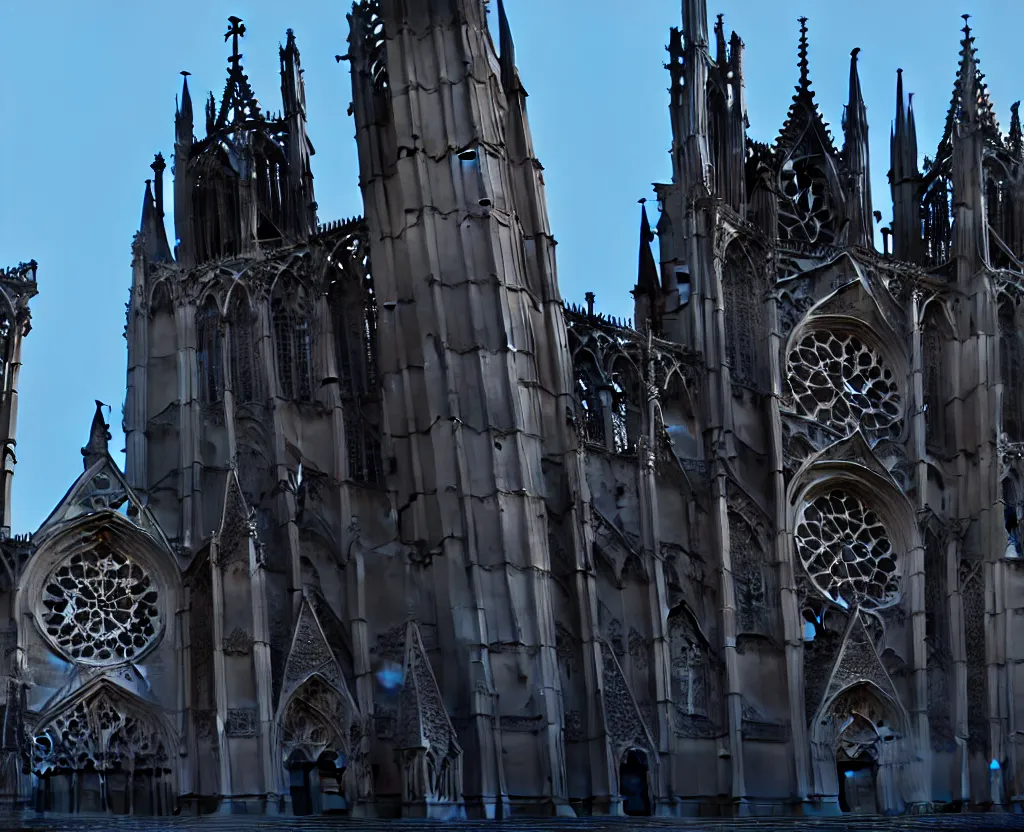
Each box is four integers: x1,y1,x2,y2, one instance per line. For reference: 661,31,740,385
30,677,180,781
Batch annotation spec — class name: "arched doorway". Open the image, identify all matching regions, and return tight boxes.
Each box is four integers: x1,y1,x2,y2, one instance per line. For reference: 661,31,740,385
811,682,907,815
279,674,354,816
836,713,880,814
619,748,651,816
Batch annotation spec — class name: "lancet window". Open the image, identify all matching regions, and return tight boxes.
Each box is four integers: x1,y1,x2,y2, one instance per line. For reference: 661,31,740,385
229,292,261,404
787,328,901,435
922,315,948,454
921,164,952,268
195,296,222,405
575,352,607,448
722,246,764,390
999,298,1023,439
794,489,900,611
273,282,314,402
191,148,241,263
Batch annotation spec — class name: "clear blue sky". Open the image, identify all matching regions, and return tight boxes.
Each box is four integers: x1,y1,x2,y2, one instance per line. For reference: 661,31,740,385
0,0,1019,533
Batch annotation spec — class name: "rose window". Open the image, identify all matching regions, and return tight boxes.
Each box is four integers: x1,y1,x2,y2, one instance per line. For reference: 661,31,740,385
795,490,900,610
779,155,835,245
787,330,901,433
41,549,160,665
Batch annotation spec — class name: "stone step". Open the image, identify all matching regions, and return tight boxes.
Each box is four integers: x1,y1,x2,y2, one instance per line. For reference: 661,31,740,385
6,812,1024,831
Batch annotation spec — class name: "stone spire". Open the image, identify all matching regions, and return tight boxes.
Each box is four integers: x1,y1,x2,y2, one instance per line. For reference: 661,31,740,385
890,69,920,262
842,48,873,247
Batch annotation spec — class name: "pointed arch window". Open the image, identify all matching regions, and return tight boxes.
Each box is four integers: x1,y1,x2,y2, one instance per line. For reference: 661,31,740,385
195,296,222,404
722,246,764,390
229,293,261,404
1000,298,1023,439
273,283,313,402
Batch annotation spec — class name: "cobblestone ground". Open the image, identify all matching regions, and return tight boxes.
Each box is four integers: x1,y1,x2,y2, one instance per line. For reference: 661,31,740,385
2,814,1024,831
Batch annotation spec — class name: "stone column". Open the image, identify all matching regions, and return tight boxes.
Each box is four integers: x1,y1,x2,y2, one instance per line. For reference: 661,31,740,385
175,299,199,549
248,526,278,811
208,534,233,808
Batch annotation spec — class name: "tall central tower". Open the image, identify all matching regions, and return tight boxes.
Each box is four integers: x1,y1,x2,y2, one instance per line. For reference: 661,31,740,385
347,0,584,816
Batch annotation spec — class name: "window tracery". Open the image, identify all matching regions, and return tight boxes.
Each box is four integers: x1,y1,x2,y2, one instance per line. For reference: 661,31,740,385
229,293,261,404
795,490,900,611
787,329,901,434
778,150,835,245
273,286,313,402
41,548,161,665
195,296,222,405
32,690,170,788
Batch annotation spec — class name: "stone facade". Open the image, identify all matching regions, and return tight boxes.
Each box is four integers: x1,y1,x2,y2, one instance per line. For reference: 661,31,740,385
2,0,1024,821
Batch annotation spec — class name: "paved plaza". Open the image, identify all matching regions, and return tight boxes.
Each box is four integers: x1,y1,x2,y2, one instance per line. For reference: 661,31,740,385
2,814,1024,831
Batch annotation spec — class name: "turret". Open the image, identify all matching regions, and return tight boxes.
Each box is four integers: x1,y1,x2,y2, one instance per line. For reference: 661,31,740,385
279,29,317,240
139,155,172,263
633,200,662,333
670,0,712,194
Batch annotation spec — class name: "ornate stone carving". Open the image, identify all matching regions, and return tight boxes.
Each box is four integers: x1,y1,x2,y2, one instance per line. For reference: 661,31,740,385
564,709,584,742
728,496,778,639
960,563,988,755
225,708,256,737
282,600,343,696
628,628,649,671
222,627,253,656
40,547,160,665
395,623,463,809
600,642,655,754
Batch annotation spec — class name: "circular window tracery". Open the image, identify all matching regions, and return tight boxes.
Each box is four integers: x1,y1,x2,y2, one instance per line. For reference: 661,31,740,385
41,549,160,665
787,330,901,434
795,490,900,610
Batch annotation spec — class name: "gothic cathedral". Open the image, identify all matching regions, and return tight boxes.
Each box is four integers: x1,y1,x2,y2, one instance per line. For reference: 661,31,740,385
0,0,1022,820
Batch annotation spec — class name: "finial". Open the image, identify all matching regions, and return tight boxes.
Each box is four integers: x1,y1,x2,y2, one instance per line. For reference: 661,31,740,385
797,17,811,91
151,153,166,173
638,197,647,204
851,47,861,60
180,70,191,77
225,15,246,64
